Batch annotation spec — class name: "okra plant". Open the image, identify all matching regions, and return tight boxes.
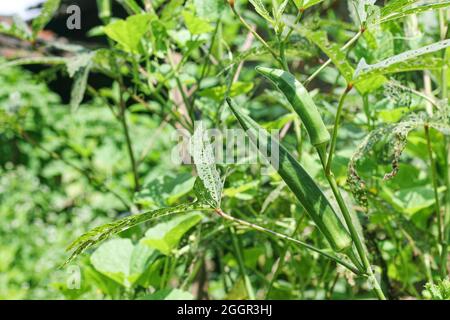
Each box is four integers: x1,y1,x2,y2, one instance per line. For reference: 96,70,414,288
1,0,449,300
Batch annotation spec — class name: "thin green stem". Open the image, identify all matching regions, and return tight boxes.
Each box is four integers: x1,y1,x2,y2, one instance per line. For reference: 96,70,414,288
388,80,440,110
279,35,289,71
167,47,195,123
230,4,285,69
304,30,363,86
326,86,351,174
215,209,360,274
317,146,386,300
265,214,305,299
425,124,446,277
228,226,256,300
283,9,304,43
191,18,221,108
118,87,140,193
440,7,449,278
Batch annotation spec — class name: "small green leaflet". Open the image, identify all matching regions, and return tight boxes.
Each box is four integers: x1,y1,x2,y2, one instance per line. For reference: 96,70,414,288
104,14,154,54
249,0,275,24
66,52,95,111
350,0,377,25
380,0,418,18
354,39,450,79
0,15,32,40
190,122,222,208
377,1,450,25
194,0,225,20
294,0,325,10
32,0,61,38
354,56,444,83
182,11,214,35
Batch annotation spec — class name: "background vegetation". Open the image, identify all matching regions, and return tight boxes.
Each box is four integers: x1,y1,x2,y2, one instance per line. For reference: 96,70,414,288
0,0,449,300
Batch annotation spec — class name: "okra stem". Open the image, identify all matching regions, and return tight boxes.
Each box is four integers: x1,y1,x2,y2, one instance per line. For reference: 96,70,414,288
318,150,386,300
439,7,449,278
425,124,446,277
326,86,351,175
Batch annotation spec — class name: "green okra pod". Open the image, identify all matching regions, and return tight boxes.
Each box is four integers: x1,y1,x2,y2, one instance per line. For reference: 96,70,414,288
256,67,331,148
226,98,353,253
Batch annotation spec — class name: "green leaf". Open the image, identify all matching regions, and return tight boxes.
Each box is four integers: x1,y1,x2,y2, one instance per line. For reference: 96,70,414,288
299,29,354,81
189,122,223,208
104,14,154,53
64,202,197,266
354,39,450,79
66,53,95,78
140,212,203,255
299,0,325,10
1,57,67,69
67,52,95,111
199,82,254,101
423,278,450,300
378,1,450,25
0,15,32,40
249,0,275,24
381,185,445,216
32,0,61,38
194,0,225,20
134,173,196,209
90,239,155,287
182,10,214,35
380,0,418,18
354,56,444,83
294,27,386,93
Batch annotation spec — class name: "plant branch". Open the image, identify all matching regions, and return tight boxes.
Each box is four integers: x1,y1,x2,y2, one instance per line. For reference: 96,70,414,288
304,30,363,86
317,147,386,300
228,226,256,300
215,208,361,274
326,85,352,174
118,85,140,193
425,124,446,278
229,3,285,69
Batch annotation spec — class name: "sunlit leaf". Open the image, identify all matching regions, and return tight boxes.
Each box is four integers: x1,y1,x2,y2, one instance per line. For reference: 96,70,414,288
104,14,154,53
32,0,61,38
140,212,203,255
182,10,214,35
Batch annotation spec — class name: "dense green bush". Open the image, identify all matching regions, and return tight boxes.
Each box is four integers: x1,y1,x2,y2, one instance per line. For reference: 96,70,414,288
0,0,449,300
